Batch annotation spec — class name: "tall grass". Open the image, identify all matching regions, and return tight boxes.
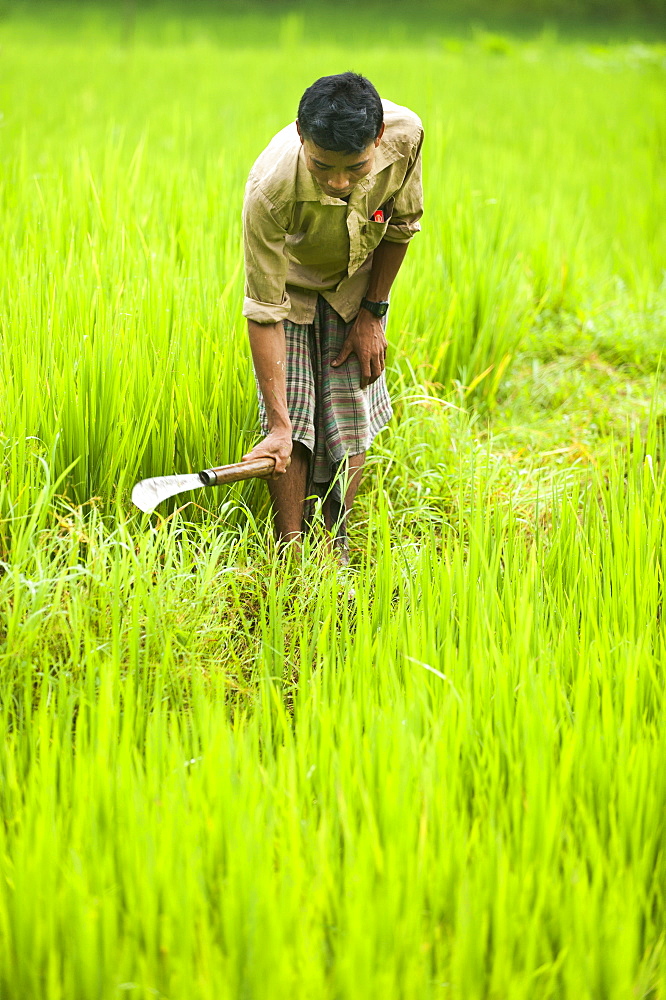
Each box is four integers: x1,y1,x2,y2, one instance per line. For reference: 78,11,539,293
0,421,665,997
0,11,665,998
1,26,664,504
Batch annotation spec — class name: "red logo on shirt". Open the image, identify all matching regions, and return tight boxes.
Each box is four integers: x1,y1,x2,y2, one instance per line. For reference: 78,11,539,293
372,209,385,223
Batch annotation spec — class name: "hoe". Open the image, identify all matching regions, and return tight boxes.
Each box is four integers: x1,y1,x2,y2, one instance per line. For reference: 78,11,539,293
131,457,276,513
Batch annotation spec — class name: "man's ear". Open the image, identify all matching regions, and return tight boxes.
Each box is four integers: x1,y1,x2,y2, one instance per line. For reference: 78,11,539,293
296,120,304,144
374,123,385,147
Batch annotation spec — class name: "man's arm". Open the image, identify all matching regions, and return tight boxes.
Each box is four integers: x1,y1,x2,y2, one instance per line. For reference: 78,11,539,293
242,320,292,473
241,182,294,473
331,240,410,389
332,122,423,389
364,240,410,303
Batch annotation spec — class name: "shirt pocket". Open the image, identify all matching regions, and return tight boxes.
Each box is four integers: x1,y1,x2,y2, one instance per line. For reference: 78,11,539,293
360,198,395,255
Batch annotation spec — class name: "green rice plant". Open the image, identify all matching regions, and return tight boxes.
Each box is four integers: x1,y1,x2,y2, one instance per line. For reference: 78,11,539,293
391,188,533,404
2,22,664,507
0,11,665,998
0,425,664,998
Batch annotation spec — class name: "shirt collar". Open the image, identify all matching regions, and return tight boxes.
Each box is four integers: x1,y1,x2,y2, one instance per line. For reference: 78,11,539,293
295,146,322,202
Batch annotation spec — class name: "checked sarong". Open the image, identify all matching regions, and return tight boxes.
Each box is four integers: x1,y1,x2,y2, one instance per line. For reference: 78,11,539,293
257,295,393,485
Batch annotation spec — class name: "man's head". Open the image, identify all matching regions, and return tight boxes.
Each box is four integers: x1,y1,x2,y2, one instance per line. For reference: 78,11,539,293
297,72,385,199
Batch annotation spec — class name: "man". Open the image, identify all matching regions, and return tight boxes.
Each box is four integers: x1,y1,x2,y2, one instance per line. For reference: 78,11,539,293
241,72,423,558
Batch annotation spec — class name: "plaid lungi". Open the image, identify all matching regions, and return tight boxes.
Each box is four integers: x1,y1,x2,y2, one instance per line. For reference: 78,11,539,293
257,296,393,484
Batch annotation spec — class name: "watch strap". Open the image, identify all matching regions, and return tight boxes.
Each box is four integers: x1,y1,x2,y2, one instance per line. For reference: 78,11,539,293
360,297,390,318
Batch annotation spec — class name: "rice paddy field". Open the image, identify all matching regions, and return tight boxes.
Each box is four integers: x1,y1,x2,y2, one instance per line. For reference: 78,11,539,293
1,4,666,997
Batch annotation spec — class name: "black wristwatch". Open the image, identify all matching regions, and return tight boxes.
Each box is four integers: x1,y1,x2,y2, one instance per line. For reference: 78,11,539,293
360,297,390,318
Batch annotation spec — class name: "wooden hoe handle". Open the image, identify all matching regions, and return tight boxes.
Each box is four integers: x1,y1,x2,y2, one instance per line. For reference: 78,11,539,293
198,457,276,486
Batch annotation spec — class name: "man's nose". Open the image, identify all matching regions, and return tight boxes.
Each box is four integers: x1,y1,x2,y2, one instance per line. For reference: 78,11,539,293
328,175,349,189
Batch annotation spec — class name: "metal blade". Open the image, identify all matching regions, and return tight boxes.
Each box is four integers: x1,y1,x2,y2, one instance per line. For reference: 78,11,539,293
131,472,205,513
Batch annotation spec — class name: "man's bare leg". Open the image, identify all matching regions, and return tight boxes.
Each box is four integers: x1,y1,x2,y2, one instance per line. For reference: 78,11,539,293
268,440,309,546
269,445,365,556
323,452,366,531
342,452,366,511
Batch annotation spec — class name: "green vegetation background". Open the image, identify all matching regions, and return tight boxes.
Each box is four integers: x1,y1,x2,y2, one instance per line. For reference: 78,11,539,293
5,0,666,19
0,5,665,999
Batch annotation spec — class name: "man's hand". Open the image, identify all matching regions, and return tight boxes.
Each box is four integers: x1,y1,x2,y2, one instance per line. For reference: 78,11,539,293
242,427,293,476
331,309,388,389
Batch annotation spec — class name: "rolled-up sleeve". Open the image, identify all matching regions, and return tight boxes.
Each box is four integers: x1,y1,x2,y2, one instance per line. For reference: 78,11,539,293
242,182,291,324
383,128,424,244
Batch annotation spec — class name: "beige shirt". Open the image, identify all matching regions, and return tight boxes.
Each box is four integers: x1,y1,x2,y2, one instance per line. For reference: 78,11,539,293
242,100,424,326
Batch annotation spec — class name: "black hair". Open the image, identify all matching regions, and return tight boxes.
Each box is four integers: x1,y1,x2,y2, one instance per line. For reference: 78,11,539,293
297,73,383,154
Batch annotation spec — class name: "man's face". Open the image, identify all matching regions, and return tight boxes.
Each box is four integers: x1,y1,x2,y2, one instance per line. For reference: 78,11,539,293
297,123,385,199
